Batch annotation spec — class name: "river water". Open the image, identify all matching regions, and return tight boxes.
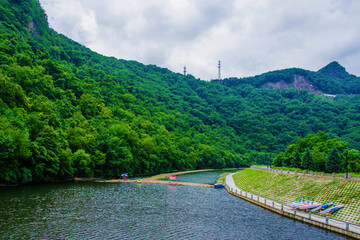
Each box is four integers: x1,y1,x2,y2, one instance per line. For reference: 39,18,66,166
0,172,350,239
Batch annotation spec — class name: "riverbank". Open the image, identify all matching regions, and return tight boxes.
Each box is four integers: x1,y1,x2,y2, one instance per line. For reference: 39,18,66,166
74,169,226,188
225,172,360,239
231,168,360,224
143,169,216,180
102,178,214,188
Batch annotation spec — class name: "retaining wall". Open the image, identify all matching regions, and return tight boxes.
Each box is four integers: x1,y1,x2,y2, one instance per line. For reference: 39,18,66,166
225,174,360,239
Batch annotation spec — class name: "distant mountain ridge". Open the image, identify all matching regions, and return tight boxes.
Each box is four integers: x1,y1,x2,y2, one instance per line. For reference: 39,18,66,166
1,0,360,184
318,61,353,79
221,62,360,95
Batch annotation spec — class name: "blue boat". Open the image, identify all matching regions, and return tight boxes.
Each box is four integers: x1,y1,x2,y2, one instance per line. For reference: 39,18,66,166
214,183,225,188
214,179,225,188
310,202,333,212
320,205,344,214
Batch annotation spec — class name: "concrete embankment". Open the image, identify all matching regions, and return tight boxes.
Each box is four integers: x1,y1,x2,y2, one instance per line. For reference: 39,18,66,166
235,168,360,224
225,173,360,239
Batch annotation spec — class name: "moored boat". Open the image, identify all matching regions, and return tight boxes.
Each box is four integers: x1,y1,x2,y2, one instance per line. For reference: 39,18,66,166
320,205,344,214
296,202,321,210
214,182,225,188
310,202,333,212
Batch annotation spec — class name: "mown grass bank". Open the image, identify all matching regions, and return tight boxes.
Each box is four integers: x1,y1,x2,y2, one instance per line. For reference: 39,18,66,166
233,168,360,224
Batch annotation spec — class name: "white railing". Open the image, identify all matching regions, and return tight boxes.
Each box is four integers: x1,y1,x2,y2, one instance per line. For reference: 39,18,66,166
225,183,360,235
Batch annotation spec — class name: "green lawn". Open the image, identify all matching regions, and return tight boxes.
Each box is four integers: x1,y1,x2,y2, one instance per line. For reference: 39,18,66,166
233,168,360,224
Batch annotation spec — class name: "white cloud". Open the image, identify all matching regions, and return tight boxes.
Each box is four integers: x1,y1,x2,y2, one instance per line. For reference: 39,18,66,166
39,0,360,80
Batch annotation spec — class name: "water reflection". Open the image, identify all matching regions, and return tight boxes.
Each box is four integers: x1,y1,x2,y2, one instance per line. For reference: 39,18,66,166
0,182,350,239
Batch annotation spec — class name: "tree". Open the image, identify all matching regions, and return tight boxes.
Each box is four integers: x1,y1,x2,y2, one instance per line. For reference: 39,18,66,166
301,148,313,170
273,156,282,167
325,147,342,173
72,149,91,177
291,150,301,168
346,149,360,173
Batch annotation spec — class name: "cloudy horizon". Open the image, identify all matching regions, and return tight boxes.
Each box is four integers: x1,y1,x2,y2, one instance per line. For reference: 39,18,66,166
39,0,360,80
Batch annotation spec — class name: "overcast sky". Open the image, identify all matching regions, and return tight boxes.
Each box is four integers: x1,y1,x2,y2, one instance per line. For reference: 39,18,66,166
39,0,360,80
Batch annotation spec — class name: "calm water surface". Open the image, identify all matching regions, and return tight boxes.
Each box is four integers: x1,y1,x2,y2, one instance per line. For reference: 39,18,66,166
0,174,349,239
174,170,229,184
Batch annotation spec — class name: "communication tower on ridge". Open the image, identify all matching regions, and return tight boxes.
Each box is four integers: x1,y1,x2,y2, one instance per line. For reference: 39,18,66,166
218,61,221,80
183,66,187,75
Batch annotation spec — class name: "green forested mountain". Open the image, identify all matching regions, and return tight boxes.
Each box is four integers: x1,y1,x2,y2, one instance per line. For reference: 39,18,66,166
1,0,360,184
221,61,360,94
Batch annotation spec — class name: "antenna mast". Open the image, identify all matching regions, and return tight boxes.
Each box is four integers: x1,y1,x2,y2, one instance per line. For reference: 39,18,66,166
218,61,221,80
183,66,187,75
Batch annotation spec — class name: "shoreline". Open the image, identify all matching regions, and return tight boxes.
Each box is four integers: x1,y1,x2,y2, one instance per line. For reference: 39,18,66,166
74,168,238,187
226,171,360,239
74,169,235,188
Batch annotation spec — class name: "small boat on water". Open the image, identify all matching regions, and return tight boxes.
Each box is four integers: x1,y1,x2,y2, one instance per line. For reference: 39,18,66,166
311,202,333,212
320,205,344,214
214,182,225,188
214,179,225,188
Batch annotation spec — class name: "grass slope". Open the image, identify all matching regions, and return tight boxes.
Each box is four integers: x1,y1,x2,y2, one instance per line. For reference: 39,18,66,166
233,168,360,224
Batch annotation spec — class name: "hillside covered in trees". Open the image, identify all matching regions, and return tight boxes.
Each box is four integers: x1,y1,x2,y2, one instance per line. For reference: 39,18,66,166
221,61,360,95
1,0,360,184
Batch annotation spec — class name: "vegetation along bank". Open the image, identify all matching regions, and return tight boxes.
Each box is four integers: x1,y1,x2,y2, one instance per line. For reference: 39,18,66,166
233,168,360,224
1,1,360,186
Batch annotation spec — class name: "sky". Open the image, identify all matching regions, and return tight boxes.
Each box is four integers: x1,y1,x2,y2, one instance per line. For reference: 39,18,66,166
39,0,360,80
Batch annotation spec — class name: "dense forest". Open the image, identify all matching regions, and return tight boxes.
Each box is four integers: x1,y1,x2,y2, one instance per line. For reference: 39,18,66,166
273,132,360,173
1,0,360,184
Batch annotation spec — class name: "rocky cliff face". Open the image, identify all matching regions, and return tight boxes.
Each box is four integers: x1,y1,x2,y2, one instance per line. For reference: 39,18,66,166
263,74,321,94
